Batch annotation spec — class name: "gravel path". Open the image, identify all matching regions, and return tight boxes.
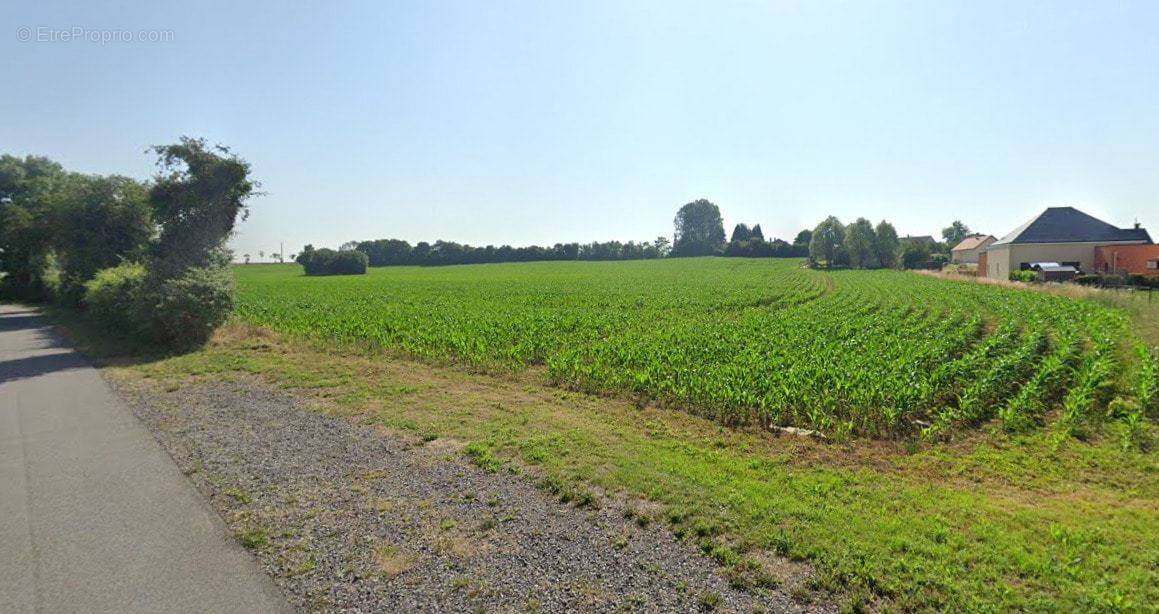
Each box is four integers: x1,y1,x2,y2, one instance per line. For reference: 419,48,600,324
112,377,827,613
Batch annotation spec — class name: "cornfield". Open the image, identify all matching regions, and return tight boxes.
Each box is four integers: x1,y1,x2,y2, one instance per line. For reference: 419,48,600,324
234,258,1157,439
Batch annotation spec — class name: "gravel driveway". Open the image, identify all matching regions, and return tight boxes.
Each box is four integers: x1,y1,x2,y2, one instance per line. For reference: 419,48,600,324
112,377,826,613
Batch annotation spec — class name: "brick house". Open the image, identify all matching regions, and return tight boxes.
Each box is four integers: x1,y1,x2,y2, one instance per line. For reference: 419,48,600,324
1094,244,1159,277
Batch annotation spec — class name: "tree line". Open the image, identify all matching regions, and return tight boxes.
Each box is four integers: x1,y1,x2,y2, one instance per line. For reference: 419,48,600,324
0,138,257,348
292,197,965,274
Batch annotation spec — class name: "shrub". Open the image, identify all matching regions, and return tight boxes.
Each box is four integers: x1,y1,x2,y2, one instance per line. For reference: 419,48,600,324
146,265,235,349
83,262,148,336
300,248,368,276
1009,270,1038,283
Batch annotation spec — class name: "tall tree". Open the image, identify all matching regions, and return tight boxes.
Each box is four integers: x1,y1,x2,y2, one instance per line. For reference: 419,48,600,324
941,220,972,247
672,199,725,257
793,229,812,247
0,155,68,297
873,220,900,269
149,137,258,277
750,224,765,241
729,223,752,243
809,216,846,267
844,218,878,269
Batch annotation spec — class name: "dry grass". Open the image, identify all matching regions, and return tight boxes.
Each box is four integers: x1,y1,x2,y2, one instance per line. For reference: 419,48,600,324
374,545,418,577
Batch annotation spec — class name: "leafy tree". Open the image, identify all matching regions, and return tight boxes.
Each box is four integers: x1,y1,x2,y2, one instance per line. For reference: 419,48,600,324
844,218,878,269
750,224,765,241
941,220,971,247
793,229,812,247
901,239,933,269
730,223,752,243
243,253,251,264
52,174,152,303
654,236,671,258
672,199,725,257
0,155,68,298
809,216,846,267
148,137,258,278
873,220,900,269
339,240,359,252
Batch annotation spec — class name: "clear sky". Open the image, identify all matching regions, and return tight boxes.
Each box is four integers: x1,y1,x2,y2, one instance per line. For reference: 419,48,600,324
4,1,1158,258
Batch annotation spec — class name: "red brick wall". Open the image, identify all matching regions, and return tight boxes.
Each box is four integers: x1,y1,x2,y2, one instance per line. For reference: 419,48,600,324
1094,245,1159,276
977,251,988,278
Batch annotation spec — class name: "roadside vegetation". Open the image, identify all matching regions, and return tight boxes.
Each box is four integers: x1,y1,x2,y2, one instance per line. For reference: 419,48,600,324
0,140,257,349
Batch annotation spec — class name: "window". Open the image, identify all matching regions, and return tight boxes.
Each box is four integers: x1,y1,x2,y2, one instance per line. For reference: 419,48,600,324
1148,259,1158,270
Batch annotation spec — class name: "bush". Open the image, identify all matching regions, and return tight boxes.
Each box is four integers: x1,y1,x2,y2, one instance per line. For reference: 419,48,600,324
146,265,235,349
300,248,368,276
1009,270,1038,283
83,262,148,336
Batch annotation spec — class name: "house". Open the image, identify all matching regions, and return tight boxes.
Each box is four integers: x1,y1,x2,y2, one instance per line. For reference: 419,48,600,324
981,207,1152,279
950,234,996,264
1093,244,1159,277
901,235,937,246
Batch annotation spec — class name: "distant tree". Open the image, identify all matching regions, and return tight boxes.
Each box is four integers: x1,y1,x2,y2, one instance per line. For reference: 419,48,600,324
339,240,359,252
654,235,671,258
673,199,726,257
258,250,264,261
901,240,932,269
243,253,250,264
873,220,900,269
730,223,752,243
750,224,764,241
941,220,971,247
844,218,878,269
809,216,846,267
793,229,813,247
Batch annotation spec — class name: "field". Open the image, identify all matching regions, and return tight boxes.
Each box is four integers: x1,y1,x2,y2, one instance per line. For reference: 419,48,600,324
79,257,1158,611
234,258,1155,442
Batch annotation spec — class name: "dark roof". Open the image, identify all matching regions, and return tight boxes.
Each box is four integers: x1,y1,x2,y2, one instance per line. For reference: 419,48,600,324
901,235,936,244
993,207,1152,246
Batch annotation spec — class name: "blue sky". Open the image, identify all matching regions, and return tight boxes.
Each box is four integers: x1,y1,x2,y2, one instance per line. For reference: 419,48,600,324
3,1,1158,258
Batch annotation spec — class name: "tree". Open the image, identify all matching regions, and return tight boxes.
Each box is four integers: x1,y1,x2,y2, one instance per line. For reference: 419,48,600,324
873,220,900,269
339,240,359,252
750,224,765,241
809,216,846,267
844,218,878,269
730,223,752,243
149,137,258,278
258,250,264,261
901,239,932,269
0,155,68,298
941,220,971,247
793,229,812,247
52,174,152,303
243,254,250,264
672,199,725,257
654,235,671,258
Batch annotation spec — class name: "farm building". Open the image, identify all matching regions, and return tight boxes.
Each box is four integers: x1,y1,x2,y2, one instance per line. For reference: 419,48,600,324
1093,244,1159,277
981,207,1152,279
950,234,996,263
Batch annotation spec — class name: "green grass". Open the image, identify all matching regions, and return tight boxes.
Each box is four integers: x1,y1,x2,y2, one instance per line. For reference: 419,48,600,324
47,257,1159,610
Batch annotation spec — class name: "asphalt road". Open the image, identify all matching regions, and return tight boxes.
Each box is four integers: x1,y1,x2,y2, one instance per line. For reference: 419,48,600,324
0,304,289,613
